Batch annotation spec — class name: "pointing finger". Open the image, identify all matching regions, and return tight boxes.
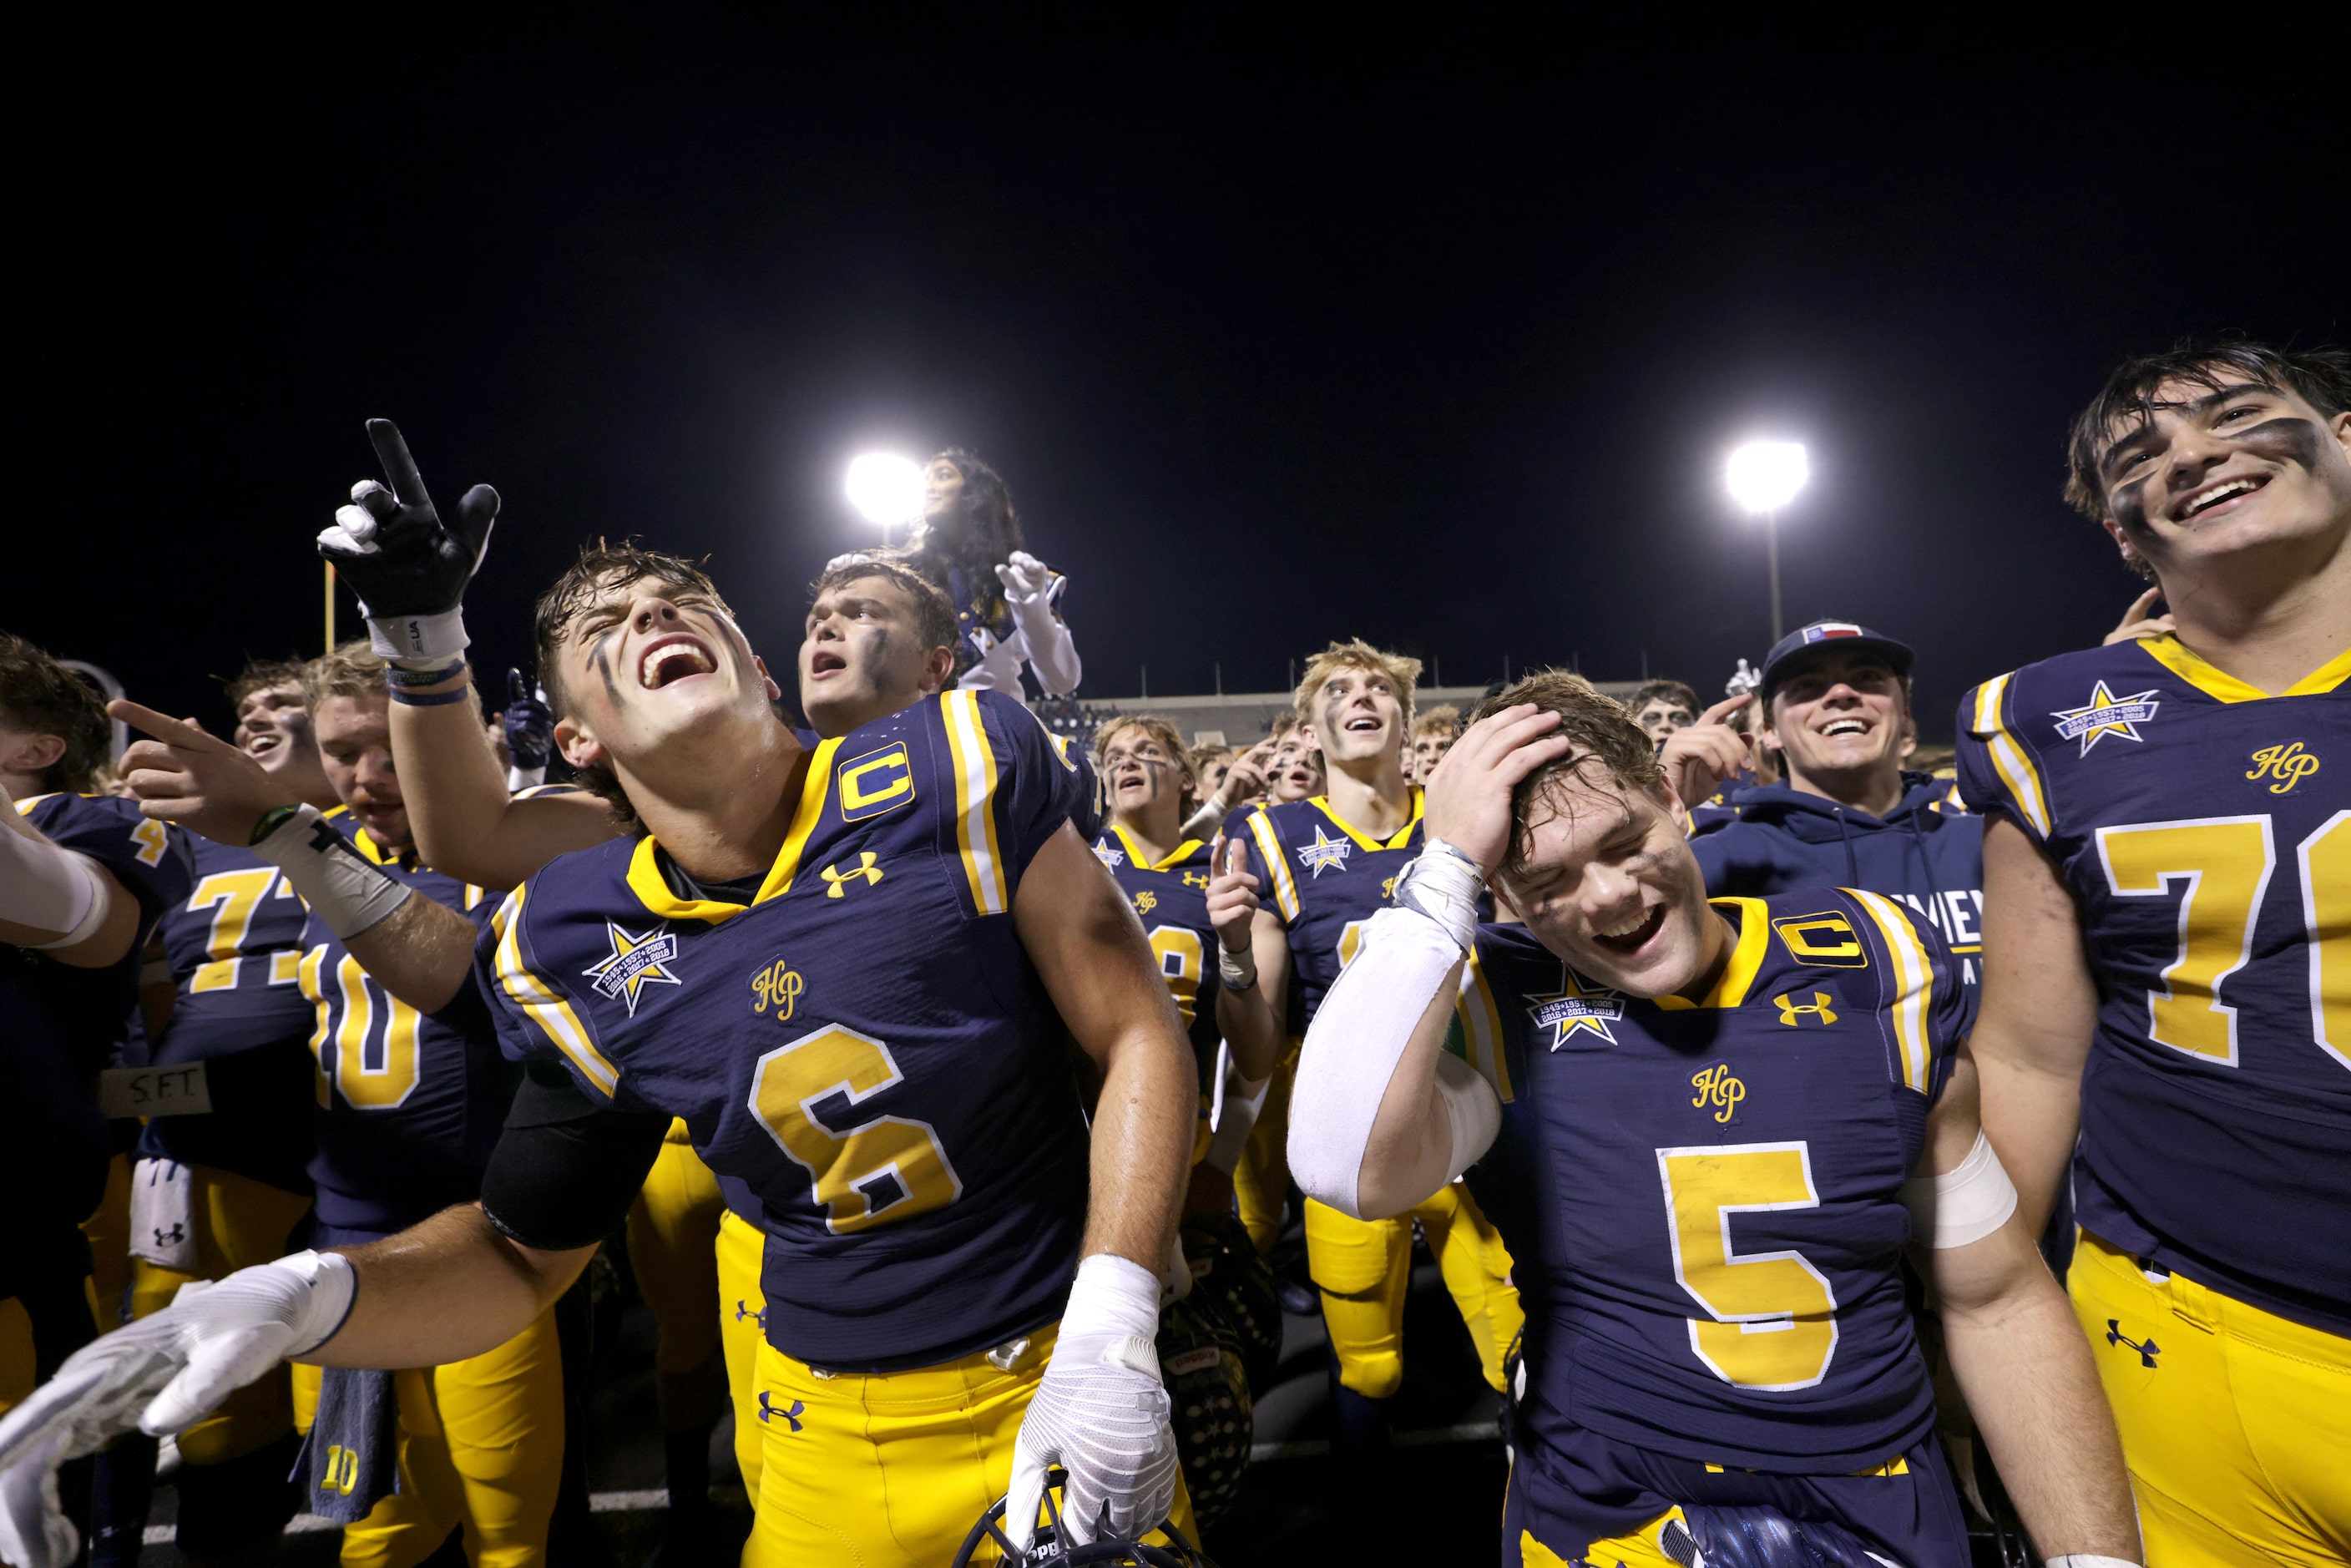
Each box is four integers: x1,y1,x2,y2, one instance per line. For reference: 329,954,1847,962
1697,691,1753,726
366,418,429,508
109,701,231,755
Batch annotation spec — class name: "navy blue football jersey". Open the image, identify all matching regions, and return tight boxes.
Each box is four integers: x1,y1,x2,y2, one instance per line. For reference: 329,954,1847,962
1228,790,1424,1034
1092,825,1221,1156
1959,635,2351,1334
3,794,193,1287
298,816,508,1244
480,689,1095,1372
139,835,319,1191
1453,891,1965,1471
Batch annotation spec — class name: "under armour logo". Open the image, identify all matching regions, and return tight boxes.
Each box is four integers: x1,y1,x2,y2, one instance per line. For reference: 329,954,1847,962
1772,990,1838,1027
1183,872,1209,890
734,1299,766,1329
757,1393,804,1431
2105,1319,2160,1368
153,1223,185,1246
820,852,883,898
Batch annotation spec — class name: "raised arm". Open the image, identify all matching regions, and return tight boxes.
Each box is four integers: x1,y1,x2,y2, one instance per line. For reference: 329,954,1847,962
1207,836,1291,1084
1918,1046,2140,1565
1971,815,2098,1234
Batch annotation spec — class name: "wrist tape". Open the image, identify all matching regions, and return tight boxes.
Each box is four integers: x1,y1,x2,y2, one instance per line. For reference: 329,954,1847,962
1392,837,1484,952
1218,941,1257,991
250,804,412,940
1901,1130,2019,1250
365,607,469,662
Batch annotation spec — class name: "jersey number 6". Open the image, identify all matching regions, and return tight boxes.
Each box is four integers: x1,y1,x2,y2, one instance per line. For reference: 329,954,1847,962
749,1023,965,1234
1658,1141,1838,1391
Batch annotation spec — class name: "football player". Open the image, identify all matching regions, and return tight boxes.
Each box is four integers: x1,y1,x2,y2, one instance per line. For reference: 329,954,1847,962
1625,678,1702,749
1290,672,2141,1568
0,634,195,1555
1965,341,2351,1565
1211,640,1523,1472
1407,704,1459,785
1261,716,1324,805
124,657,341,1565
1693,622,1985,990
0,422,1197,1568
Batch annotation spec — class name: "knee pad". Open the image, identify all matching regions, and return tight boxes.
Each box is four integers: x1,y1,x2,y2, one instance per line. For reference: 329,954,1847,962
174,1429,302,1555
1304,1208,1403,1297
1330,1339,1403,1400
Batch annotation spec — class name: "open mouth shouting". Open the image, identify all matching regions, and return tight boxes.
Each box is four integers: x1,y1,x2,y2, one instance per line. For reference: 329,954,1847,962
2172,473,2270,524
1591,902,1666,955
639,634,717,690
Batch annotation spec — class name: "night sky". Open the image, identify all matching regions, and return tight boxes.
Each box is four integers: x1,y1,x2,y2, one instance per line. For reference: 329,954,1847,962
10,15,2346,741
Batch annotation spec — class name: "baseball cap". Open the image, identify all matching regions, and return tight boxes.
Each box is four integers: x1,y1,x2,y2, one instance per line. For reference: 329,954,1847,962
1758,620,1914,704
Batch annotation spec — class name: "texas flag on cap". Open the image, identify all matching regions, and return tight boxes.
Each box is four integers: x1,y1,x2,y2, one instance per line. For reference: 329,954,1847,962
1802,622,1867,644
1758,619,1915,702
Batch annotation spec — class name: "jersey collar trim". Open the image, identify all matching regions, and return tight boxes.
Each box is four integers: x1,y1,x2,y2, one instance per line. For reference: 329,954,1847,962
1307,787,1423,852
347,823,417,873
624,737,840,924
2138,633,2351,703
1653,898,1770,1011
1110,823,1204,871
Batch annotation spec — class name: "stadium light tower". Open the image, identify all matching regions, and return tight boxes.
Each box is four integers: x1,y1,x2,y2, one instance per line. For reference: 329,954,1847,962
845,453,925,549
1726,440,1808,644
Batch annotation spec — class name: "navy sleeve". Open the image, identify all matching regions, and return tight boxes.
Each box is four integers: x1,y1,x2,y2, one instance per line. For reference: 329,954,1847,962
28,793,195,925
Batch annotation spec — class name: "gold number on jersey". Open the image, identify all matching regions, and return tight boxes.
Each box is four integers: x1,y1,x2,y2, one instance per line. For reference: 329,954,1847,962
1657,1142,1838,1390
130,817,171,867
2297,811,2351,1073
2096,817,2275,1065
185,868,282,992
301,952,423,1109
1337,918,1371,970
1146,926,1203,1024
749,1024,963,1235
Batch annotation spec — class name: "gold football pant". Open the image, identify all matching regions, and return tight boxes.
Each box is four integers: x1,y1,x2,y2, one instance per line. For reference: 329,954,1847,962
2071,1229,2351,1567
715,1205,770,1495
625,1120,725,1428
1231,1044,1298,1254
741,1322,1194,1565
1307,1181,1523,1399
129,1165,312,1464
292,1309,565,1568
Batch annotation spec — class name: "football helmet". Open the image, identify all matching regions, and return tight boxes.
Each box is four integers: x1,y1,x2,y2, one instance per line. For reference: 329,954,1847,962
1178,1211,1282,1394
1156,1291,1251,1528
950,1469,1217,1566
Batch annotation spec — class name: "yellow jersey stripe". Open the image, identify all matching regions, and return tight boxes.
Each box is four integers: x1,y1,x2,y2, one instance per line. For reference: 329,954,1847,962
1848,889,1933,1092
1307,788,1424,853
621,739,839,924
1455,943,1514,1104
1656,897,1772,1011
493,886,620,1097
1974,674,2052,839
2139,631,2351,701
943,690,1009,915
1246,811,1300,923
1110,824,1207,873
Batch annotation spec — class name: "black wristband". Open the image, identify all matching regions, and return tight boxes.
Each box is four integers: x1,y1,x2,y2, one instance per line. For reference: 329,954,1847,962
385,659,469,690
249,804,302,845
389,685,478,708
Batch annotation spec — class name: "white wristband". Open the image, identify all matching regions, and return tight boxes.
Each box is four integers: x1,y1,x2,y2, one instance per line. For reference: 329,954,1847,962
275,1249,360,1356
250,804,413,940
364,606,469,662
1218,942,1257,991
1392,837,1484,953
1901,1130,2019,1250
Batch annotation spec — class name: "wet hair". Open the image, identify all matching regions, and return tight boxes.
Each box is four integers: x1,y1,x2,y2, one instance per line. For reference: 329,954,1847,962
1468,669,1666,878
533,540,732,721
1292,639,1422,731
1412,704,1461,741
2064,341,2351,519
808,557,960,664
1626,680,1701,719
0,631,111,795
226,656,309,713
301,641,388,713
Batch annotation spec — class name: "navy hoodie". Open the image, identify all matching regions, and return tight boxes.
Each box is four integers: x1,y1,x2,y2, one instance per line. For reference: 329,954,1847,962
1691,771,1985,991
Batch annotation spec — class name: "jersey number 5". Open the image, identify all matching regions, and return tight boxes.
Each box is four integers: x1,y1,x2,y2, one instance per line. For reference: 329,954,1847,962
750,1024,964,1234
2097,812,2351,1072
1658,1142,1838,1391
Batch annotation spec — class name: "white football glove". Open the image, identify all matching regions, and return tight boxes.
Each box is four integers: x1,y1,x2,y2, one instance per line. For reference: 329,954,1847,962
994,549,1051,604
1004,1253,1177,1550
0,1252,353,1568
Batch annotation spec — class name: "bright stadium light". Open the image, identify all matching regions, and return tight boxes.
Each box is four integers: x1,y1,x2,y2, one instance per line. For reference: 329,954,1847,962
1726,440,1809,643
845,453,925,547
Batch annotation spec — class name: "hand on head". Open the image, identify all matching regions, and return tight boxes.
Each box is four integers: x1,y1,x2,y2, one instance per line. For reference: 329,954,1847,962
1421,705,1575,878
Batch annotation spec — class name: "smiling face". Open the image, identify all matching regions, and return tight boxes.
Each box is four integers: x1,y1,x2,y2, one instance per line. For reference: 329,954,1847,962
236,680,335,802
2093,373,2351,579
922,457,965,524
1303,665,1405,768
1761,648,1908,787
314,692,408,850
549,572,783,780
1497,765,1722,999
798,571,954,737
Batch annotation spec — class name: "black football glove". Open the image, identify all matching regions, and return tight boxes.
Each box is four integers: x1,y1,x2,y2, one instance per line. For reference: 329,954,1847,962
317,419,499,662
502,669,555,772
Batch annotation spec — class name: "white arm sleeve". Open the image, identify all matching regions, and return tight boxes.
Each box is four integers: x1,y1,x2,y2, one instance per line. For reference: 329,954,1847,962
1008,575,1082,696
1901,1130,2020,1249
0,827,114,949
1288,903,1486,1219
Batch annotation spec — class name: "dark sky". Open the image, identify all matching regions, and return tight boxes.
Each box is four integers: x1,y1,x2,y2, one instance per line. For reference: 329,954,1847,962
8,15,2346,740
